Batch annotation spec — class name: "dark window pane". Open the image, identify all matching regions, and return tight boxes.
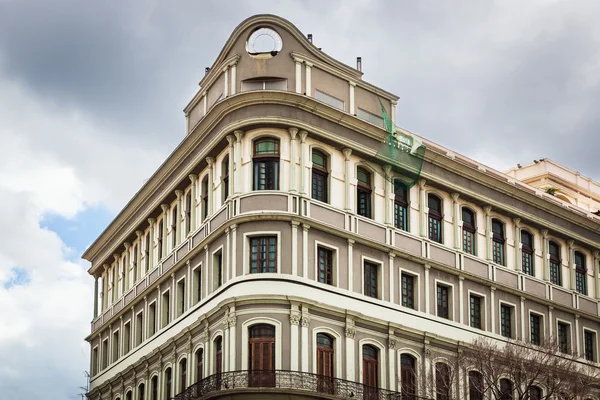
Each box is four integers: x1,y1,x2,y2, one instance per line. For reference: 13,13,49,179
530,314,541,345
318,247,333,285
501,305,512,338
437,285,449,319
250,237,278,273
402,274,414,309
364,262,378,298
585,331,595,361
470,296,481,329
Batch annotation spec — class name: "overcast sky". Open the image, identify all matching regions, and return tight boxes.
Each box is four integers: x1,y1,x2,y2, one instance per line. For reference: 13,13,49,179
1,0,599,398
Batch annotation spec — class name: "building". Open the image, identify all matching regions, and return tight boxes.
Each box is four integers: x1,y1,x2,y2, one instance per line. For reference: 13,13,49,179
84,14,600,400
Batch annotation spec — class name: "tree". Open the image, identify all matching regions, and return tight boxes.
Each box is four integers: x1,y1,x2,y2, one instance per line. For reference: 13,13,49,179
417,337,600,400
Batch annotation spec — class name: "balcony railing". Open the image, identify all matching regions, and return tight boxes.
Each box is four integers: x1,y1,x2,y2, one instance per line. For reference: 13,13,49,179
172,369,427,400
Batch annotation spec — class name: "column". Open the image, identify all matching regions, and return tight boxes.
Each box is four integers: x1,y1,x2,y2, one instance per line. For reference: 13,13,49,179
383,165,392,225
175,190,183,245
204,245,209,295
451,193,460,250
302,224,310,278
147,218,155,270
202,92,207,115
291,221,299,276
514,218,521,271
289,127,298,192
349,81,356,114
186,261,191,309
575,315,581,355
345,318,356,381
234,130,243,194
224,312,230,372
135,231,143,280
170,273,175,320
548,305,554,336
490,286,496,334
230,63,237,95
189,174,197,233
223,66,229,97
143,296,148,341
418,179,427,237
123,243,131,292
102,265,108,311
228,306,237,371
113,254,120,301
160,205,169,258
225,228,230,283
290,303,300,371
305,61,312,96
294,58,302,93
484,206,492,261
299,131,308,195
231,224,238,279
541,229,549,281
343,149,352,211
424,264,430,313
389,253,395,303
93,276,99,318
458,276,464,324
520,296,525,340
348,239,354,291
207,155,216,215
300,305,310,372
119,316,124,358
226,135,235,198
388,333,396,391
568,240,576,290
391,100,397,125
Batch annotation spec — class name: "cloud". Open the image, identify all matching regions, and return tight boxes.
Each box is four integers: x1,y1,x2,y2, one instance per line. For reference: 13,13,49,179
0,0,599,399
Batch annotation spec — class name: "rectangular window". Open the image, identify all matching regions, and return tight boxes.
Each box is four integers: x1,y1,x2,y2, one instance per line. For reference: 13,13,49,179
357,188,372,218
213,251,223,289
91,347,98,376
315,90,344,110
364,261,378,298
193,267,202,304
317,247,333,285
463,229,475,255
394,202,408,231
357,108,384,128
162,291,170,328
470,295,482,329
428,216,442,243
135,312,143,346
576,269,587,295
177,279,186,318
123,322,131,354
102,339,108,370
149,303,156,337
585,331,596,362
312,170,328,203
250,237,277,273
522,251,533,276
253,159,279,190
493,240,505,265
112,330,120,363
401,274,415,309
550,261,561,286
437,285,449,319
241,79,287,91
500,305,512,338
530,314,541,345
558,322,570,353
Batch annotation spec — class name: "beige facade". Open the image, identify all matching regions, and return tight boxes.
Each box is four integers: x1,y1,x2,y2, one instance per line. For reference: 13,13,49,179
84,14,600,400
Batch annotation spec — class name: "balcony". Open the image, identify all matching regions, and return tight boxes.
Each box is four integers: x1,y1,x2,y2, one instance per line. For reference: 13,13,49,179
173,369,425,400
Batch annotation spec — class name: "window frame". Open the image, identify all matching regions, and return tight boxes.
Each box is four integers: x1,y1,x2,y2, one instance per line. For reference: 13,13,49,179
492,219,506,266
394,180,409,231
435,282,452,320
549,241,562,286
521,230,534,276
363,260,379,299
500,302,514,339
461,207,476,255
529,311,543,346
469,294,483,330
249,236,278,274
317,246,334,285
356,167,373,219
584,328,597,362
575,250,587,295
222,154,230,201
311,148,329,203
557,320,571,354
252,137,280,191
428,193,443,243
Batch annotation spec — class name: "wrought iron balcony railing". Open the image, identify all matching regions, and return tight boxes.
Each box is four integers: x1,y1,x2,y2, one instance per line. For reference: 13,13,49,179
172,369,427,400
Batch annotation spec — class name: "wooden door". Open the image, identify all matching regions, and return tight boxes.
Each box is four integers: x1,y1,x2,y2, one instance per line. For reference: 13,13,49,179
317,333,334,394
362,345,378,400
249,325,275,387
215,337,222,389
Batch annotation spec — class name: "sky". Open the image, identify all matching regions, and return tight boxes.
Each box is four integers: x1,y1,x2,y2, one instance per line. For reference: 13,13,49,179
0,0,599,398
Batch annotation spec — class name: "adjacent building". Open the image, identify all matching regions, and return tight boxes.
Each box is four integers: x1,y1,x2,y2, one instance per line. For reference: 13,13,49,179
84,14,600,400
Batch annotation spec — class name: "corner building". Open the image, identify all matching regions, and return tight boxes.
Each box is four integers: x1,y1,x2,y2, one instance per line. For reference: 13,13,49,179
85,14,600,400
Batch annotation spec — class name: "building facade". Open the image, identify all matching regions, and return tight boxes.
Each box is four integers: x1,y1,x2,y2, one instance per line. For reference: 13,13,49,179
84,14,600,400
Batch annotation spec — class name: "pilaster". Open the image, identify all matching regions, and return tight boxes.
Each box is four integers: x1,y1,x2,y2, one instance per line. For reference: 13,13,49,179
451,193,460,250
226,135,235,199
188,174,198,233
206,157,215,216
299,130,308,195
160,205,169,259
289,127,298,192
342,148,353,211
418,179,427,237
289,303,301,371
484,206,492,261
147,218,155,270
175,190,183,245
345,317,356,381
234,130,244,194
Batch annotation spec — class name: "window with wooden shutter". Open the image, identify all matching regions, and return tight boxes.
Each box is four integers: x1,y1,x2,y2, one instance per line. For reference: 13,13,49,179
317,333,334,394
248,324,275,387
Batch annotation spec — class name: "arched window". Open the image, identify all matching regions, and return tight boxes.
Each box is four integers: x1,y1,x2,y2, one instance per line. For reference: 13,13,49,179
157,219,163,261
151,376,158,400
317,333,334,394
428,194,443,243
249,325,275,387
400,354,416,399
521,231,534,276
468,371,483,400
171,205,178,248
185,190,192,235
575,251,587,295
126,391,132,400
222,155,230,200
312,150,329,203
357,167,372,218
549,241,562,286
138,383,145,400
394,181,408,231
253,138,280,191
202,176,209,220
492,219,505,266
180,358,187,391
435,362,451,400
195,348,204,382
529,386,542,400
499,378,513,400
462,208,476,255
362,345,378,388
164,368,172,400
215,336,223,389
